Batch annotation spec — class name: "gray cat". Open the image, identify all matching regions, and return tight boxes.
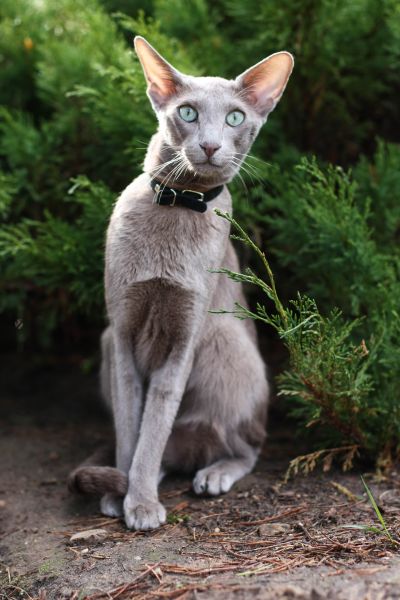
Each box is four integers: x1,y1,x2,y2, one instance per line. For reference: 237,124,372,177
69,37,293,530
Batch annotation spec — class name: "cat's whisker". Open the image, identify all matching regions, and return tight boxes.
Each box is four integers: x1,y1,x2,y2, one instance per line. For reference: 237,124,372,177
176,161,188,183
236,165,256,186
133,139,152,151
232,156,265,185
158,158,187,190
231,157,263,187
241,161,263,181
240,165,261,185
234,152,271,168
183,163,194,183
158,165,180,190
170,163,185,186
150,155,179,173
171,153,195,186
227,158,249,198
230,156,253,177
150,155,182,180
150,163,178,179
233,153,264,174
234,169,249,197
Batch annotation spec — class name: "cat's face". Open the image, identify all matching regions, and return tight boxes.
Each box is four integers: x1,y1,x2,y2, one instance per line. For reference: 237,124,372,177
135,37,293,186
157,76,264,184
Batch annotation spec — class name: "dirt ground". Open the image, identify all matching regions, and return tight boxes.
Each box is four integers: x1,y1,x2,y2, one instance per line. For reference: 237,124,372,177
1,356,400,600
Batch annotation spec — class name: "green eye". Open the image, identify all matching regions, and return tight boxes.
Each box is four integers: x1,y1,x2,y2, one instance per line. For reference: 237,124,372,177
179,105,198,122
226,110,245,127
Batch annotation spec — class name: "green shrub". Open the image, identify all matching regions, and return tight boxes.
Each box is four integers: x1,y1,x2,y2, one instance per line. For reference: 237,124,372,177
231,153,400,461
216,204,399,467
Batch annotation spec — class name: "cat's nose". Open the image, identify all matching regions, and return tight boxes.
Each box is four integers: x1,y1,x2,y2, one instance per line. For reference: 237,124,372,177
200,143,221,158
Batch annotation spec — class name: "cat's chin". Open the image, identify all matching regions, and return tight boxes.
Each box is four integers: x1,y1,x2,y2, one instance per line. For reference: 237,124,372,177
189,162,235,185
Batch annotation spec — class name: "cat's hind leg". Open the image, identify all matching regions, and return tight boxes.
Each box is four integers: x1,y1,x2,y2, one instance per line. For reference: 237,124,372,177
186,319,268,496
163,420,261,496
192,447,258,496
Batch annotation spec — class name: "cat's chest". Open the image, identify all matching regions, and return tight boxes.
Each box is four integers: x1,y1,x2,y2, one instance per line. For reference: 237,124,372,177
131,213,221,278
106,178,231,294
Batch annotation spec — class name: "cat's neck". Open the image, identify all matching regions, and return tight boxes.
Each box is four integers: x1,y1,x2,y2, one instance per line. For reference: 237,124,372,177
143,132,227,192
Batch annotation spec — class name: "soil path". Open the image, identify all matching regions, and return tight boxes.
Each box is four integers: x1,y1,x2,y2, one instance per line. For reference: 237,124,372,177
1,358,399,599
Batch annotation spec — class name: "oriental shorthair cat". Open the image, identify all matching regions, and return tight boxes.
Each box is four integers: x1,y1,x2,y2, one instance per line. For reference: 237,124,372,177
69,37,294,530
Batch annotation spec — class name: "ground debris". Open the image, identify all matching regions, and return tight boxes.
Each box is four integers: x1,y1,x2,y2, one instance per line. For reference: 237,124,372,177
330,481,361,502
60,494,399,599
258,522,292,536
3,366,400,600
69,528,108,544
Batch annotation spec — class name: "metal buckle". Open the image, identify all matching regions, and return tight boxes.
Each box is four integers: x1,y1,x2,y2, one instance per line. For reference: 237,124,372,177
182,189,205,201
153,183,177,207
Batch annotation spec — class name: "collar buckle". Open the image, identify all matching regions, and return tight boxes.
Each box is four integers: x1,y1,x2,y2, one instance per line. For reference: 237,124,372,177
182,189,205,201
154,183,177,207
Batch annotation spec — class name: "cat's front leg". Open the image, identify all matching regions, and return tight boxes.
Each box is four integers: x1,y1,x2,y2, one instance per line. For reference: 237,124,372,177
123,349,194,530
101,326,144,518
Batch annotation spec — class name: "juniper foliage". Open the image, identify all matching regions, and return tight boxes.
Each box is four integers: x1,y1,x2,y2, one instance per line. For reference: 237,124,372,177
214,209,398,465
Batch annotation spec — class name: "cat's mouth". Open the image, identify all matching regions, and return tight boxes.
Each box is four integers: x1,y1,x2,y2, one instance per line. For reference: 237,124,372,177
195,160,223,169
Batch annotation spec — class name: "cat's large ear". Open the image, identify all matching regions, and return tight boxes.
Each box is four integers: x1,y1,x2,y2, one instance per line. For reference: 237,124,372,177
134,36,183,110
236,52,294,118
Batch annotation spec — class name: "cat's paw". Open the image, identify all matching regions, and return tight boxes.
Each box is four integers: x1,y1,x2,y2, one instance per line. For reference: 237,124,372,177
193,466,234,496
123,495,166,530
100,493,123,517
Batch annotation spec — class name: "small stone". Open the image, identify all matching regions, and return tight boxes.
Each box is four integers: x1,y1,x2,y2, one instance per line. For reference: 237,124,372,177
0,500,6,509
81,548,89,554
134,556,142,561
69,528,107,544
258,522,291,536
214,527,220,533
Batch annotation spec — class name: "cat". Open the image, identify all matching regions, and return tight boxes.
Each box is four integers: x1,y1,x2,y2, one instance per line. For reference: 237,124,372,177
68,36,293,530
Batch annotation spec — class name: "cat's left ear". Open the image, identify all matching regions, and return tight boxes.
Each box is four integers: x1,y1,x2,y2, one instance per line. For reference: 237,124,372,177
134,36,183,110
236,52,294,118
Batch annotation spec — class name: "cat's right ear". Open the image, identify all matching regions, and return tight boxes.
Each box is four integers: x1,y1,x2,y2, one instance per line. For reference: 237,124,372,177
134,37,182,110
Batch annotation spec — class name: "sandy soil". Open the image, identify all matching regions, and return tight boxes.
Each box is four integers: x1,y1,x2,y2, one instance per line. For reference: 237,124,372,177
1,357,400,599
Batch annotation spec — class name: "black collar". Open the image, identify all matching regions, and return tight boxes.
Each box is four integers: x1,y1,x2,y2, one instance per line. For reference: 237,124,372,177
150,179,224,213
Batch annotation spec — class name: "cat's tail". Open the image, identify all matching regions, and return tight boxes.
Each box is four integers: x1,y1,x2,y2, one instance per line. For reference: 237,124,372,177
69,465,128,496
68,446,128,497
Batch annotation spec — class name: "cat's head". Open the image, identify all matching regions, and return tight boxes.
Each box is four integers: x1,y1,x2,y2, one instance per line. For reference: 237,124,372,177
134,37,293,186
